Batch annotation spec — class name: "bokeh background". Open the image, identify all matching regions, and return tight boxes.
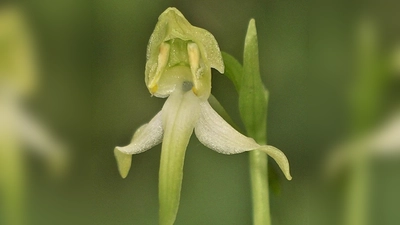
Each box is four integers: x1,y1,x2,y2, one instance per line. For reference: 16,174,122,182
1,0,400,224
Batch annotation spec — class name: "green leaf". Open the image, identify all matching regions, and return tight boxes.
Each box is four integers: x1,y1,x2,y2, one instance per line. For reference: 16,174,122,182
221,51,243,92
241,19,271,225
239,19,268,143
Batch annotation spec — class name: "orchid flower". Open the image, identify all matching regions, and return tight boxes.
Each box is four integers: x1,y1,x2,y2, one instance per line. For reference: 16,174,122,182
114,7,291,225
0,5,66,174
0,6,67,225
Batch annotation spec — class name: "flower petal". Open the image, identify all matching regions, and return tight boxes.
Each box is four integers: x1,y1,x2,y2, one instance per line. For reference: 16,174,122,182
256,146,292,180
369,110,400,156
113,149,132,179
158,89,201,225
195,101,292,180
115,111,163,155
114,111,163,178
12,103,67,176
195,100,259,154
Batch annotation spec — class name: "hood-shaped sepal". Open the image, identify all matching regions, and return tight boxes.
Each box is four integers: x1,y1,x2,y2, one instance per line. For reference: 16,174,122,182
145,7,224,100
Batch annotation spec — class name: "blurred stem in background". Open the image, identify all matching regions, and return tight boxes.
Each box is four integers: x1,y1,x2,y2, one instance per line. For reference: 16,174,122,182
345,16,386,225
0,135,25,225
0,6,34,225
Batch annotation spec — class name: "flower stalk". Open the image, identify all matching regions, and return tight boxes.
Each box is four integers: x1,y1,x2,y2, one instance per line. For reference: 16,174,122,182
242,19,271,225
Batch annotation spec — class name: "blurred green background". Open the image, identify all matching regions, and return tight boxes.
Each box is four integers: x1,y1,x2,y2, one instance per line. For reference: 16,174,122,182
1,0,400,224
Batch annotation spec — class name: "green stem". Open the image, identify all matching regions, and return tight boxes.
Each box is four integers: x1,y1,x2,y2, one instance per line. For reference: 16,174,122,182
345,152,369,225
345,18,382,225
0,140,25,225
249,149,270,225
240,19,271,225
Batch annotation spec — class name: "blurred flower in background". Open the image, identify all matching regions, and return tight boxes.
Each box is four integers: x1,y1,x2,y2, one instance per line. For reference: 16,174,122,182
0,4,67,225
325,15,400,225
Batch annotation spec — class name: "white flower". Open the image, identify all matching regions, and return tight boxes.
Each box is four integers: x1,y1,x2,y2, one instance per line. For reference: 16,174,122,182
0,5,66,173
114,7,291,225
1,6,67,225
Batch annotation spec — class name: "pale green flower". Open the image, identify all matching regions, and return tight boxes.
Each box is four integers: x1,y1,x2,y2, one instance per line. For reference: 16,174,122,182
114,7,291,225
0,6,66,225
0,5,66,174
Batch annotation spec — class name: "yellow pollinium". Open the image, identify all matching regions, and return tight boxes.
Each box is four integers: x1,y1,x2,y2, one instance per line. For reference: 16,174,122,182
149,84,158,95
